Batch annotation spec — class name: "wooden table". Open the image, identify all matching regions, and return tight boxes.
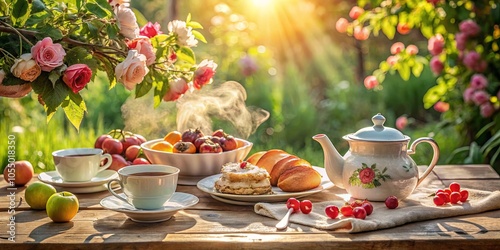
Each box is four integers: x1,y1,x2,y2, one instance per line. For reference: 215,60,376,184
1,165,499,249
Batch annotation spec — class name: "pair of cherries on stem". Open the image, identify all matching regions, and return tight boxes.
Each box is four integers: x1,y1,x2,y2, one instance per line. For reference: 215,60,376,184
276,198,312,230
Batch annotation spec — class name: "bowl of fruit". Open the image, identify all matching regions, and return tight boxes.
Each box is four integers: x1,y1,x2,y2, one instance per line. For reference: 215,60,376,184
141,128,253,185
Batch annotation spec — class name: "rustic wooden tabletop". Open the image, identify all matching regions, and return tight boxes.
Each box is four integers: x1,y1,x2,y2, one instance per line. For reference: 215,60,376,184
1,165,499,250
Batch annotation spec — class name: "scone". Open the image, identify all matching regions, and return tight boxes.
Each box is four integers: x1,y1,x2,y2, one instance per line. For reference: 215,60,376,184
214,162,272,195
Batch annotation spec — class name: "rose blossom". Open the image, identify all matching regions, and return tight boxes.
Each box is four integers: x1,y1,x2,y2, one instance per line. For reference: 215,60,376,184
406,44,419,55
430,56,444,75
115,50,149,90
109,0,130,7
455,32,467,51
359,168,375,184
193,59,217,89
163,78,189,102
463,87,475,103
30,37,66,72
480,102,495,118
434,101,449,113
364,75,379,89
390,42,405,55
139,22,162,38
127,37,156,66
335,18,349,33
168,20,198,47
116,5,139,39
10,53,42,82
396,116,408,130
62,64,92,93
459,19,481,37
428,34,444,56
470,74,488,89
463,51,487,72
472,90,490,106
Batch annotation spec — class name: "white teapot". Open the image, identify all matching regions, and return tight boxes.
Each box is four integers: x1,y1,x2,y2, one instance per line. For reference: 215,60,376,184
313,113,439,201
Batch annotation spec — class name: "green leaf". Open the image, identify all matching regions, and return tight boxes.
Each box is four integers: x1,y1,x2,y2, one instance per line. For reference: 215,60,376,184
132,8,148,27
411,61,424,77
31,0,46,13
65,47,99,79
1,74,28,86
186,13,192,23
62,92,87,131
176,47,196,64
135,77,153,98
423,81,447,108
12,0,31,26
398,62,411,80
187,21,203,29
49,71,60,87
152,72,169,108
381,17,395,39
85,2,108,18
106,23,119,40
192,30,207,44
36,26,64,41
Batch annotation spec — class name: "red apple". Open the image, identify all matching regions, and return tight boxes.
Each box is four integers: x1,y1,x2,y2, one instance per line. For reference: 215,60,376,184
3,160,34,186
108,154,129,171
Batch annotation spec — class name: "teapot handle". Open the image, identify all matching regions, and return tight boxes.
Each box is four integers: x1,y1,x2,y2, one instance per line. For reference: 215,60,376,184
407,137,440,187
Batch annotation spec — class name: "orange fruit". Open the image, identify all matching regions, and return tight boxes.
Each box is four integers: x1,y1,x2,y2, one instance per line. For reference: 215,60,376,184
163,131,182,145
151,141,174,152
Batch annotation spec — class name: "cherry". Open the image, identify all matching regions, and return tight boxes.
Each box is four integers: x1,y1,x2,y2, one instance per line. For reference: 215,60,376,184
436,192,449,204
132,157,150,165
340,204,353,217
352,207,367,219
325,205,339,219
350,199,363,208
102,138,124,155
460,190,469,202
286,198,301,213
385,196,399,209
361,201,373,215
433,196,445,206
443,188,452,196
125,145,141,161
449,182,461,193
240,161,247,169
450,192,461,204
300,200,313,214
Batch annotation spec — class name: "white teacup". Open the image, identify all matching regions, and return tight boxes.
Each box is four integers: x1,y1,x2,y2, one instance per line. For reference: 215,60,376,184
52,148,112,182
107,165,179,210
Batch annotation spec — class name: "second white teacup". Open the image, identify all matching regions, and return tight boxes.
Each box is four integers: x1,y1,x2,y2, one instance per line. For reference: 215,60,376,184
52,148,112,182
107,165,179,210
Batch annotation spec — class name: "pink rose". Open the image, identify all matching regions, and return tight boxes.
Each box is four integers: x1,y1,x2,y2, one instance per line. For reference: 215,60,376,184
463,51,487,72
455,32,467,51
239,55,258,77
396,116,408,130
480,102,495,118
406,44,419,55
359,168,375,184
459,19,481,37
427,34,444,56
434,101,449,113
472,90,490,106
63,64,92,93
390,42,405,55
139,22,162,38
463,87,475,103
163,78,189,102
127,37,156,66
31,37,66,72
115,50,149,90
430,56,444,75
116,5,139,39
10,53,41,82
470,74,488,89
335,18,349,33
193,59,217,90
363,75,379,89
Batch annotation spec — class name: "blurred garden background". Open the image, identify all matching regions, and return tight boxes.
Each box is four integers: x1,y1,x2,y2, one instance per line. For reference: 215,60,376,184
1,0,499,174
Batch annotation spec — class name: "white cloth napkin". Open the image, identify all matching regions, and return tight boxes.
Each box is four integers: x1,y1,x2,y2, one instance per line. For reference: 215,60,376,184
254,188,500,233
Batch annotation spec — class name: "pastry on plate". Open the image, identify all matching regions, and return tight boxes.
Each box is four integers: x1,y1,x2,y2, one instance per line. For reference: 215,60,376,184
214,162,272,195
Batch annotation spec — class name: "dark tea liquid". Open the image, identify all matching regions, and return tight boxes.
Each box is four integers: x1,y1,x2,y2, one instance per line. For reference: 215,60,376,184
129,172,170,177
64,154,95,157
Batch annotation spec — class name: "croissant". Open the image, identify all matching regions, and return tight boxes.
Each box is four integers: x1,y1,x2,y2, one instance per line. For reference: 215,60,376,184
246,150,322,192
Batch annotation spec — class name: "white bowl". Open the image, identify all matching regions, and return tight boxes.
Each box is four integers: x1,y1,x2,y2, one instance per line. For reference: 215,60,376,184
141,138,253,184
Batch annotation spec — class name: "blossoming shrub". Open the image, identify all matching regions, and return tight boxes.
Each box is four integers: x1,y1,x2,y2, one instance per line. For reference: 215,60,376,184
336,0,500,167
0,0,216,129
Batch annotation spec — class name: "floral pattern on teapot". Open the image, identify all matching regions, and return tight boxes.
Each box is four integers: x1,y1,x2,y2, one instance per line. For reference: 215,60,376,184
348,163,391,189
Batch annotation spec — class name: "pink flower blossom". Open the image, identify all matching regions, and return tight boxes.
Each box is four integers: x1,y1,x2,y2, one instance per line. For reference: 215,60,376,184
63,64,92,94
470,74,488,89
239,55,259,77
390,42,405,55
335,18,349,33
472,90,490,106
127,37,156,66
353,26,369,40
397,23,411,35
463,87,475,103
115,50,149,90
116,5,139,39
480,102,495,118
163,78,189,102
430,56,444,75
359,168,375,184
459,19,481,37
363,75,379,89
387,55,399,66
406,44,419,55
193,59,217,89
396,116,408,130
10,53,41,82
30,37,66,72
434,101,449,113
139,22,162,38
168,20,198,47
463,51,487,72
427,34,444,56
349,6,364,20
455,32,467,51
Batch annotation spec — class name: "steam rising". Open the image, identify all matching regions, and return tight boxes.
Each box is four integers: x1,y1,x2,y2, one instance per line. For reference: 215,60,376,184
121,81,269,139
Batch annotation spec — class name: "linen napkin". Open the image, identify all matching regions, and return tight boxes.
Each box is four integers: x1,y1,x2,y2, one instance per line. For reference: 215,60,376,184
254,188,500,233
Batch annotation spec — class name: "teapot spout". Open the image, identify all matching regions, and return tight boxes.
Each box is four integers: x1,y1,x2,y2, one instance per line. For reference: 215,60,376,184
313,134,345,189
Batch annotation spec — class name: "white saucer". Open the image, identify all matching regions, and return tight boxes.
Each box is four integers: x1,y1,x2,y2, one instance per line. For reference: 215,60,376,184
38,170,118,193
100,192,199,223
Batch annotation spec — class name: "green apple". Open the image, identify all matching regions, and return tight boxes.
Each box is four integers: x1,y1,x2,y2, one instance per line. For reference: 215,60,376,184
25,182,57,210
46,191,79,223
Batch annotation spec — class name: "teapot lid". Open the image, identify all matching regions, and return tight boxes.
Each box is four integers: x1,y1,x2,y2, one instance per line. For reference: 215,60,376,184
346,113,408,142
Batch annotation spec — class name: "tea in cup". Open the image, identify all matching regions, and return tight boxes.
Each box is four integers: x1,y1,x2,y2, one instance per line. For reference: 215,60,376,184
52,148,112,182
107,165,179,210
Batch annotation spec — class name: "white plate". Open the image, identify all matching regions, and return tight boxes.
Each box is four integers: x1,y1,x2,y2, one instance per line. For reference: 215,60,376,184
197,166,334,204
38,170,118,188
100,192,199,223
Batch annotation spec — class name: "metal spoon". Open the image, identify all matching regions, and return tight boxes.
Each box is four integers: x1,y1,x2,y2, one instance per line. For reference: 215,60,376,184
275,208,294,230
